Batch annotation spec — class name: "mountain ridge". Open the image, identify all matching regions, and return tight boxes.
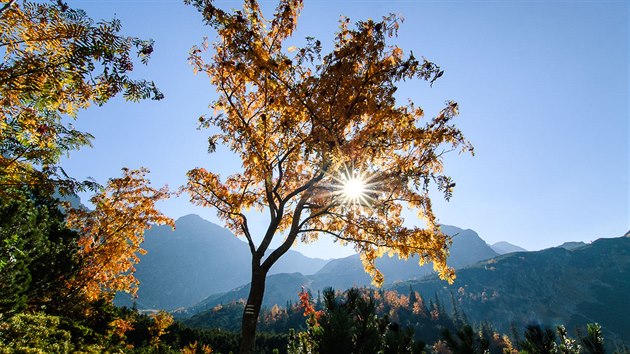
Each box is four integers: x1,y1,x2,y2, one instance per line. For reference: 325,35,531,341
390,235,630,343
491,241,527,254
185,224,499,313
116,214,328,310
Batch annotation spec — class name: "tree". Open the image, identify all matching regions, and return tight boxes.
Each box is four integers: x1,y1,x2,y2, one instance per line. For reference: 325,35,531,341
289,287,425,354
0,0,163,198
183,0,473,352
556,325,581,354
519,325,557,354
580,323,604,354
0,188,80,316
65,168,174,302
1,169,172,320
441,325,490,354
148,310,174,348
0,313,76,352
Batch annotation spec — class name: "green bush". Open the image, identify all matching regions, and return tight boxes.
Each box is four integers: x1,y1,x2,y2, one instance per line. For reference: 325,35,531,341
0,313,77,353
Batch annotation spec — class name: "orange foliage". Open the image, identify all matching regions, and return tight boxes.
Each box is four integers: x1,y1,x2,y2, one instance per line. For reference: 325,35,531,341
0,1,161,196
183,0,472,286
66,168,174,301
383,290,409,310
149,310,174,347
412,292,427,317
298,289,323,326
263,304,286,325
182,341,214,354
109,318,134,340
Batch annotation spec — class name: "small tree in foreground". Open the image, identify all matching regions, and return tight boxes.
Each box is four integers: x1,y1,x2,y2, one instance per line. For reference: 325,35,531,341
183,0,473,352
66,168,174,302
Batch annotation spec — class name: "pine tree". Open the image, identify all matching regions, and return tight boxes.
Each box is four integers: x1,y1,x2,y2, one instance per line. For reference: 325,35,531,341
519,324,557,354
0,189,80,316
581,323,605,354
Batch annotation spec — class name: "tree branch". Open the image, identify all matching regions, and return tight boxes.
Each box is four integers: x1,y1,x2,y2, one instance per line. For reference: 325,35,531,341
188,181,257,253
297,200,337,230
0,0,15,15
262,193,307,271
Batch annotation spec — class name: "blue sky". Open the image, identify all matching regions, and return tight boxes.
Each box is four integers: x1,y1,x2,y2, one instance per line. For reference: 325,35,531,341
60,0,628,259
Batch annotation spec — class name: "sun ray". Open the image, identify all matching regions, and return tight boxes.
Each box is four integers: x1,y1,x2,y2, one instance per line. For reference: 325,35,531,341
331,165,379,207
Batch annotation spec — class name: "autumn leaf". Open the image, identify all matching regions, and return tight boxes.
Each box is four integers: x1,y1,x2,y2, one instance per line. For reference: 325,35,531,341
184,0,472,351
0,1,162,199
66,168,174,301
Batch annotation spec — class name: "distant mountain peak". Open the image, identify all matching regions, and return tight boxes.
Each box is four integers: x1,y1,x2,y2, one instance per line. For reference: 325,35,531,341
175,214,217,225
491,241,527,255
439,224,469,236
189,225,500,311
117,213,329,310
556,241,587,251
178,213,205,221
391,235,630,344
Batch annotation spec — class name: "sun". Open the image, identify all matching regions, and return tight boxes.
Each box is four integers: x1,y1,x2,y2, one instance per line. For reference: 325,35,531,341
335,168,376,206
342,176,367,200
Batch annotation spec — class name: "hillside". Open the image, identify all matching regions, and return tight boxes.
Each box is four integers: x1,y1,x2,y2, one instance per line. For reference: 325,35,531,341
185,272,313,315
391,236,630,343
116,214,328,310
187,225,498,312
312,225,498,288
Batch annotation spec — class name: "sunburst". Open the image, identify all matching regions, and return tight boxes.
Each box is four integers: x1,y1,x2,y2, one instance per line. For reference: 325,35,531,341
333,166,378,207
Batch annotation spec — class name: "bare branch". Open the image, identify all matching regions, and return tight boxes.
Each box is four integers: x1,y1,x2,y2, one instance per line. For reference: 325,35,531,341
262,193,307,271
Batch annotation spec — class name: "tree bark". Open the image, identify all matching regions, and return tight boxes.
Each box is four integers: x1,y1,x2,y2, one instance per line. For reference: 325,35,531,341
239,264,267,354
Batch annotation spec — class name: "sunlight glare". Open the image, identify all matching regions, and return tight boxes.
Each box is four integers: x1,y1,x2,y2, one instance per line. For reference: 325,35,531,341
343,176,367,200
335,167,376,207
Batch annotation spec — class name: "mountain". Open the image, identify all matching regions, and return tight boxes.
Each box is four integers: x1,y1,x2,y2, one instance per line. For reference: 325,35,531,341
185,272,313,315
274,250,330,276
312,225,498,288
491,241,527,255
116,214,328,310
390,236,630,343
557,241,587,250
187,225,499,311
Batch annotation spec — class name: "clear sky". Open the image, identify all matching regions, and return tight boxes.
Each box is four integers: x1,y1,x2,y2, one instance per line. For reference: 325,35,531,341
60,0,628,259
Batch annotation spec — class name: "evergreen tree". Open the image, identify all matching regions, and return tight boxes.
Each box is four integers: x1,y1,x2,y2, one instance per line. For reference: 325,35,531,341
519,324,557,354
0,189,80,316
289,287,428,354
581,323,605,354
352,293,381,354
318,288,354,354
442,325,490,354
408,285,417,308
556,325,581,354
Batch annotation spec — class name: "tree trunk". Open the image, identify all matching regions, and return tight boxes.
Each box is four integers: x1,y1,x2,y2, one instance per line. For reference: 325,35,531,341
239,265,267,354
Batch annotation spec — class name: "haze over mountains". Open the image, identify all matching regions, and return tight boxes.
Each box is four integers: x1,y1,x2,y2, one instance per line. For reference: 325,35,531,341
116,214,328,310
120,215,503,310
119,214,630,343
490,241,527,255
187,225,499,313
390,235,630,343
